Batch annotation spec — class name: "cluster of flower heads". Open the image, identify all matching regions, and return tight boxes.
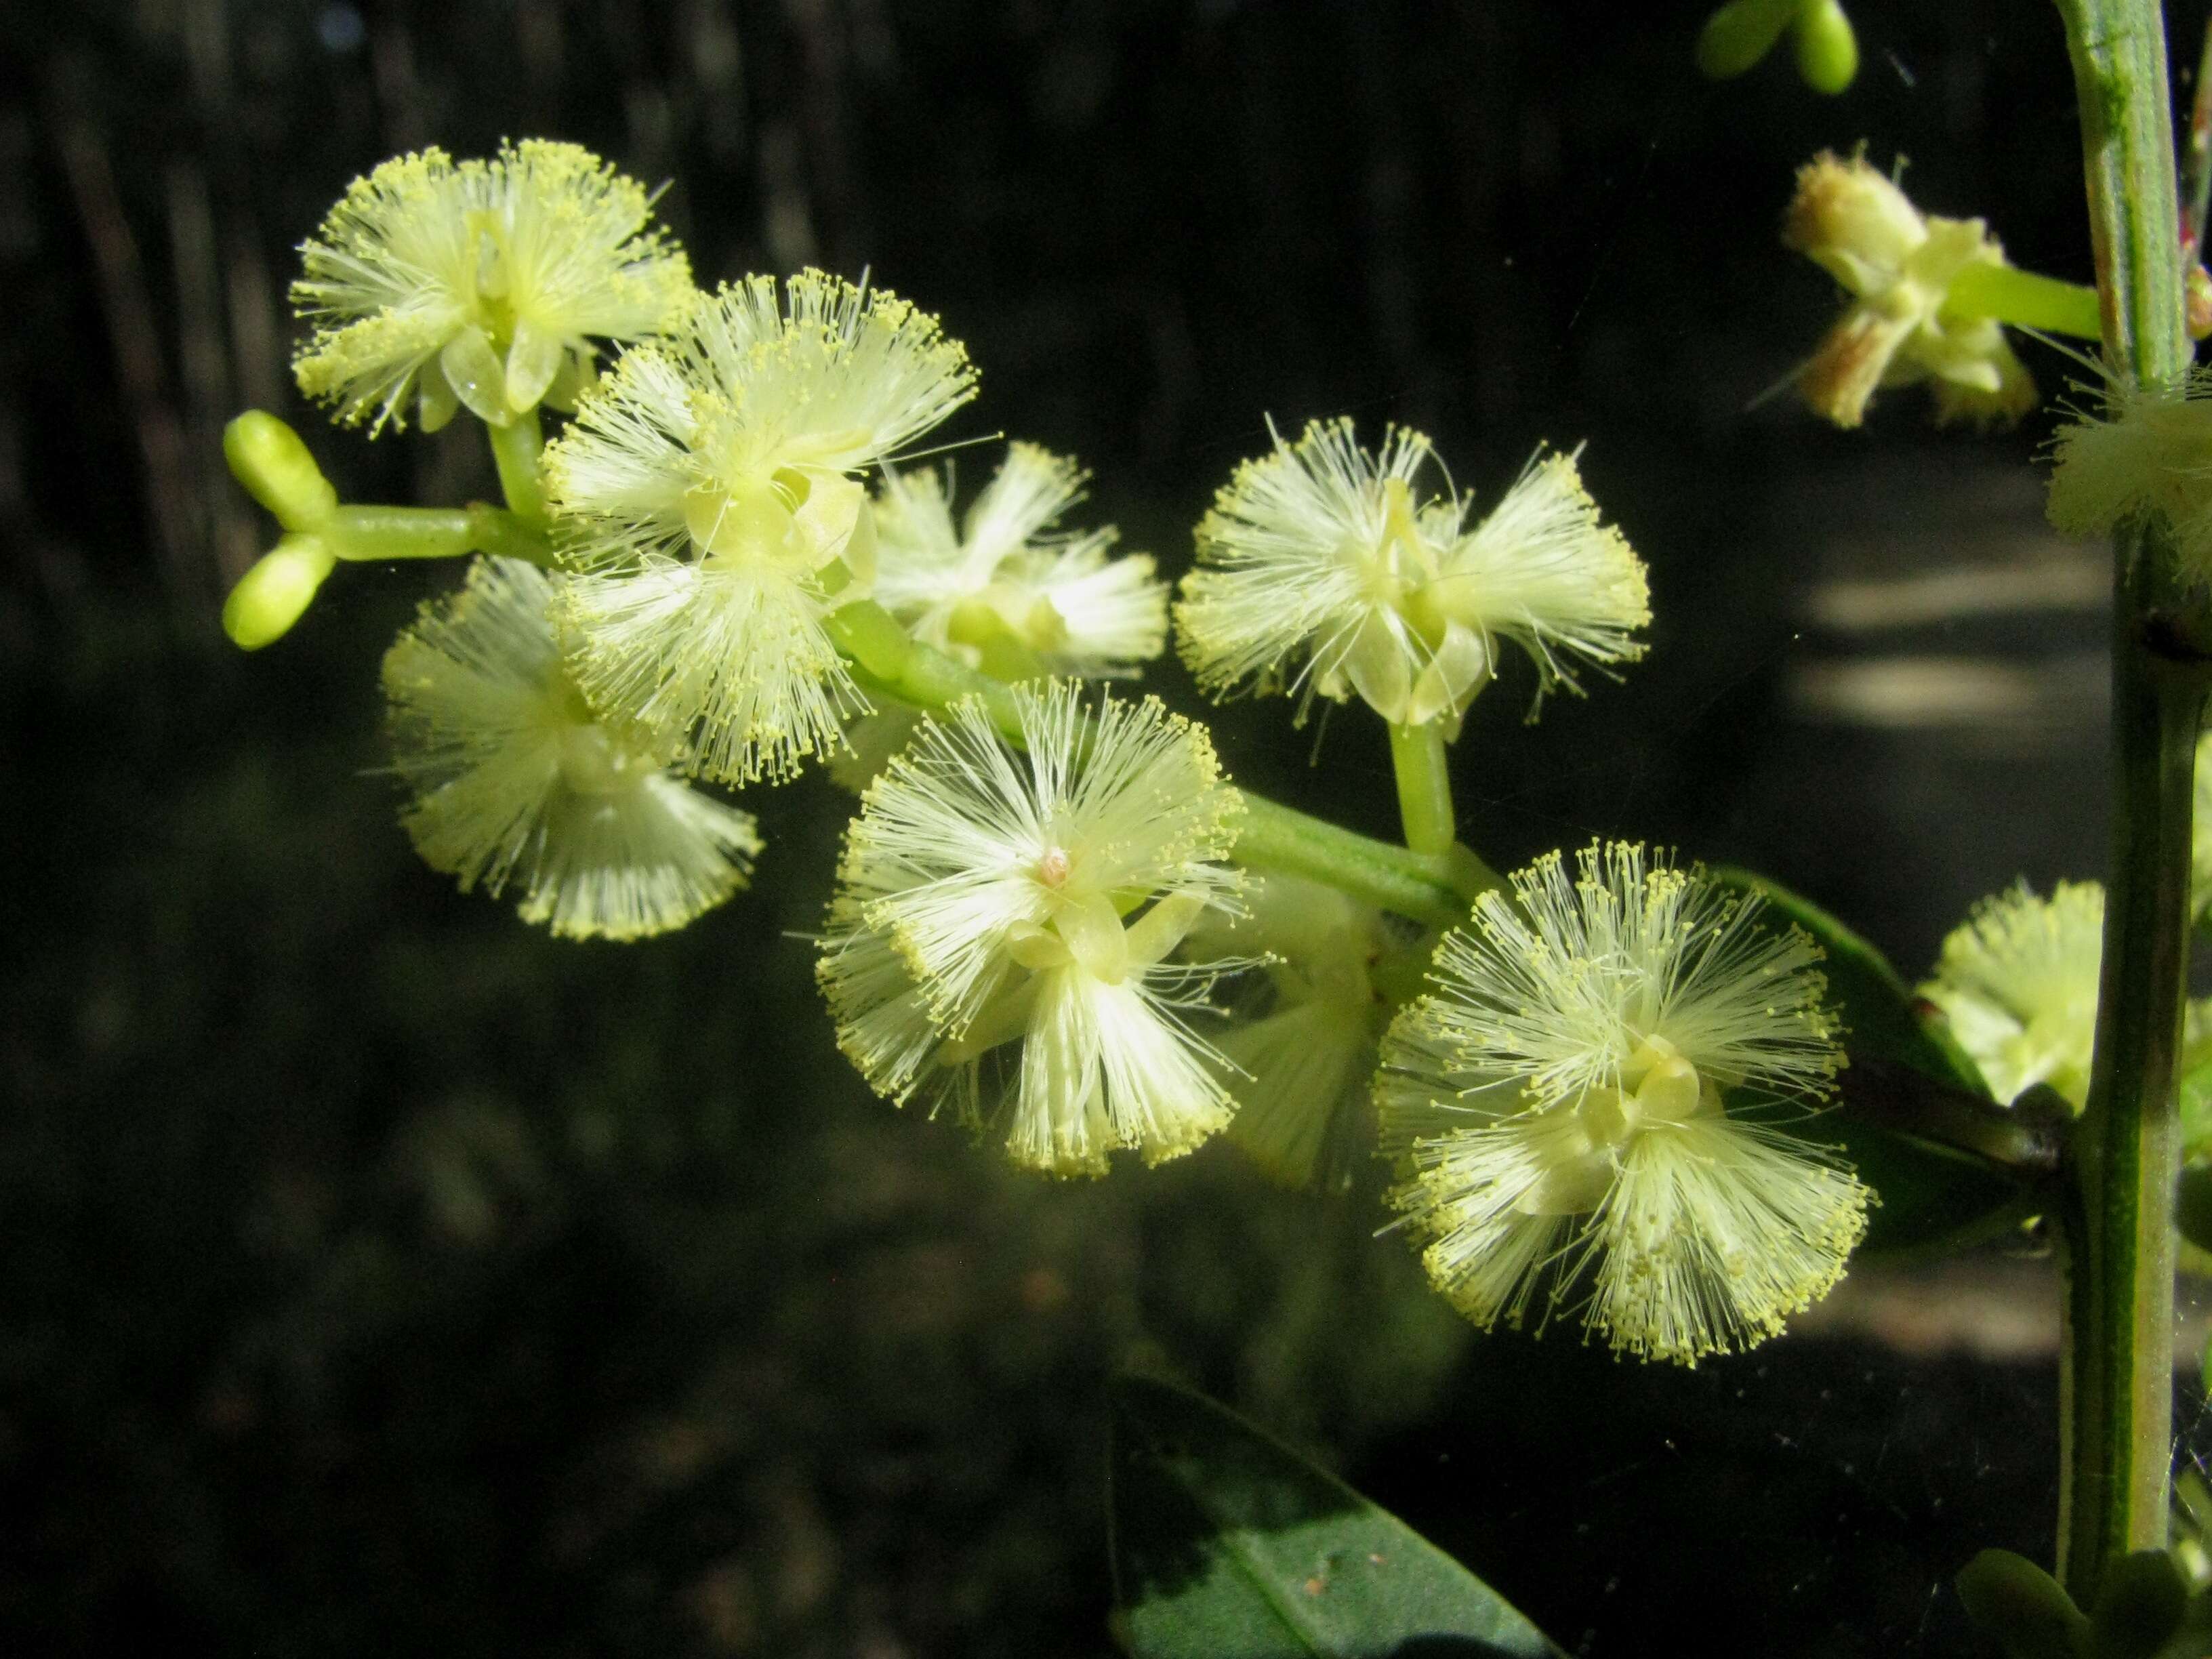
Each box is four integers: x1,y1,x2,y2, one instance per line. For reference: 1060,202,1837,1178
1377,842,1870,1364
260,140,1898,1366
1783,150,2036,430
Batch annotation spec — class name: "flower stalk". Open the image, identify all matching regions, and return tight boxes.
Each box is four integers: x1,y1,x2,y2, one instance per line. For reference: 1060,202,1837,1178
1389,720,1458,857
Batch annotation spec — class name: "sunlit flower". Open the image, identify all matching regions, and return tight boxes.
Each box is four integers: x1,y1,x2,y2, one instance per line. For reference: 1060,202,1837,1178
293,141,694,433
1183,872,1395,1190
544,271,978,783
2046,369,2212,584
1784,149,2036,429
1919,880,2104,1108
382,556,761,939
1377,842,1866,1366
817,682,1246,1175
872,443,1168,677
1176,419,1647,736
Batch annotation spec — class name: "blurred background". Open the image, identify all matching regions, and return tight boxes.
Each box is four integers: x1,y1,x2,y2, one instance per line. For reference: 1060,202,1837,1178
0,1,2163,1654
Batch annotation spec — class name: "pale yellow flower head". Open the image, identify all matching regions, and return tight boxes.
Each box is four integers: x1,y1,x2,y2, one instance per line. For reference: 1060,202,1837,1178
817,682,1247,1176
1183,872,1396,1191
1784,150,2036,429
382,556,761,940
1920,880,2103,1109
2046,369,2212,586
293,141,694,433
872,443,1168,679
544,271,979,784
1377,842,1866,1366
1176,419,1649,737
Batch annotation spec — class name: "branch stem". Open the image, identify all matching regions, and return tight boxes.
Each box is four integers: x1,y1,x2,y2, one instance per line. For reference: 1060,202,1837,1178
2053,0,2195,1607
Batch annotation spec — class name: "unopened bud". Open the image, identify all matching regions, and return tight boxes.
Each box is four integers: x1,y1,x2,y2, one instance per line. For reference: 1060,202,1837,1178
222,533,337,650
224,412,337,531
1792,0,1858,96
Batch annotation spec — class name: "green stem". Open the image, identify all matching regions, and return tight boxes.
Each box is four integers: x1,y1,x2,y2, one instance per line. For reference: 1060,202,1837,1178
2053,0,2195,1606
822,598,1493,928
1943,262,2105,340
1388,721,1458,855
487,406,547,523
322,504,556,567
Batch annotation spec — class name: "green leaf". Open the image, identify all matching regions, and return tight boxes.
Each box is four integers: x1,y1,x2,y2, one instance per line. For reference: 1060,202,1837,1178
1713,869,2034,1256
1109,1372,1568,1659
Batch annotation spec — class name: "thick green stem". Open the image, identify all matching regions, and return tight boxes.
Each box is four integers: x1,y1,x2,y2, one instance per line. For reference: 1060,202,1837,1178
823,598,1492,928
1942,262,2104,339
1388,721,1458,855
2053,0,2194,1606
487,406,547,523
2065,548,2203,1598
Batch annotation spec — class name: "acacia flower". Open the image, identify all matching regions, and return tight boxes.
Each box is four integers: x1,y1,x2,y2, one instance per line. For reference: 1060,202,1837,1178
1175,419,1648,736
816,682,1246,1175
1919,880,2104,1109
544,271,978,784
872,443,1168,677
1783,150,2036,429
293,141,694,433
1183,872,1395,1191
382,556,761,939
1377,842,1868,1366
2046,369,2212,585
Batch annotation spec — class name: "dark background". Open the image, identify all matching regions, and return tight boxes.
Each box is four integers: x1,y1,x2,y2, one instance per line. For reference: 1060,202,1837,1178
0,1,2151,1654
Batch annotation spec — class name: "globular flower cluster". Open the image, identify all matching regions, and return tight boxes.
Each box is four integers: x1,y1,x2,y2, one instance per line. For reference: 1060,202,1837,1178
1784,150,2036,430
1176,419,1650,735
546,272,979,785
1182,872,1397,1191
872,443,1168,680
293,140,695,433
382,556,761,940
1377,842,1868,1364
817,683,1246,1176
1919,880,2105,1109
2045,369,2212,587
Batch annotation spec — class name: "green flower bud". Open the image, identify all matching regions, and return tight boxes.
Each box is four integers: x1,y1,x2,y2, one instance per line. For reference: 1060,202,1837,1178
223,411,337,531
222,533,337,650
1792,0,1859,96
1696,0,1797,80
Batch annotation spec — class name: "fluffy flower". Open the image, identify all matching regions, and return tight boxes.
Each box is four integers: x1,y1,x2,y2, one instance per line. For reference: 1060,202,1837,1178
816,682,1246,1175
1783,150,2036,429
2046,369,2212,585
872,443,1168,677
1919,880,2104,1108
1176,419,1648,736
544,271,979,784
293,141,693,433
1377,842,1867,1366
1183,873,1396,1190
382,556,762,939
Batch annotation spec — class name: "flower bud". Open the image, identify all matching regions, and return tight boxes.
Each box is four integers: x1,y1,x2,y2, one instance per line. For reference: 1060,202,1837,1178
223,411,337,531
222,533,337,650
